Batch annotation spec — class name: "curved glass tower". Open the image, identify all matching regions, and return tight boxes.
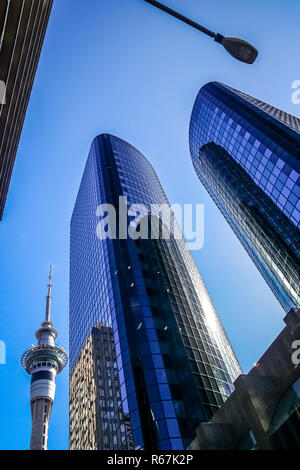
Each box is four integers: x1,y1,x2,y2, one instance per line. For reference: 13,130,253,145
190,82,300,312
69,134,241,450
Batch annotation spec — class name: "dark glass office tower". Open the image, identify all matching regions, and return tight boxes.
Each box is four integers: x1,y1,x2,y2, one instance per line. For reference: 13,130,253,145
190,82,300,312
70,134,241,450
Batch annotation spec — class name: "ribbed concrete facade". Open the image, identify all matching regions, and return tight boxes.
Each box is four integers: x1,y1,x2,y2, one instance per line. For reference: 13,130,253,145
188,308,300,450
30,398,52,450
0,0,53,220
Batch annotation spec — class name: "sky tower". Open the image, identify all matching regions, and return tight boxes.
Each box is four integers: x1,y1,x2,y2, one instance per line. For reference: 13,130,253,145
21,267,68,450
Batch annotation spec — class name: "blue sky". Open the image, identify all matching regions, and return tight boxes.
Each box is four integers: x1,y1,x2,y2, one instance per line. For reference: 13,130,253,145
0,0,299,450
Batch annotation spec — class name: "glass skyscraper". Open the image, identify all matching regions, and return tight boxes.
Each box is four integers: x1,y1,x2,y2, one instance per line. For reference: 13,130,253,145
190,82,300,312
70,133,241,450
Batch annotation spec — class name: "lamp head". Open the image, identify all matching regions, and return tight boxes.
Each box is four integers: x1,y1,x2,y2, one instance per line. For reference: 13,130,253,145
215,34,258,64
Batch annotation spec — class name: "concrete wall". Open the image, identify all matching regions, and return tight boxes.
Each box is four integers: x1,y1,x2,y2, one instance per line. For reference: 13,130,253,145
189,308,300,450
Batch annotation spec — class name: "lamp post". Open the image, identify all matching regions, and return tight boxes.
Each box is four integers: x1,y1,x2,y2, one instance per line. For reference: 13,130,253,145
144,0,258,64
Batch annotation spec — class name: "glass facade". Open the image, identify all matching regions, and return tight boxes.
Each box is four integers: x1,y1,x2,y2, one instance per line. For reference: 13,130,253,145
190,82,300,312
70,134,241,450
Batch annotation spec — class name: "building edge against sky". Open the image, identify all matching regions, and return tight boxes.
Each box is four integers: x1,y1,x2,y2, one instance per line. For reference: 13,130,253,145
69,133,241,450
189,81,300,313
0,0,53,220
70,323,134,450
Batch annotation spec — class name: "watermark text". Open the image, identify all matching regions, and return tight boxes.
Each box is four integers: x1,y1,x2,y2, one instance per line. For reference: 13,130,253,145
292,340,300,366
0,340,6,365
96,197,204,250
291,80,300,105
0,80,6,105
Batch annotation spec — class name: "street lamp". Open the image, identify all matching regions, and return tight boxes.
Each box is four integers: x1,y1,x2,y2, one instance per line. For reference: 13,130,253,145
144,0,258,64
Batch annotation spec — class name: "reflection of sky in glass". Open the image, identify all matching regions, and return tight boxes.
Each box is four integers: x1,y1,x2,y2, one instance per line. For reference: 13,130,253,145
70,134,241,450
190,83,300,313
190,82,300,227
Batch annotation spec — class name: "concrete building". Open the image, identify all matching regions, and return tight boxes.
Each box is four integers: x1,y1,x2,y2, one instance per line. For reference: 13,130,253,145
0,0,53,220
70,324,134,450
21,267,68,450
189,308,300,450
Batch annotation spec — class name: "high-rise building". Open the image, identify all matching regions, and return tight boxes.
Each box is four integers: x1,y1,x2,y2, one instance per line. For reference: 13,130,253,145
70,323,133,450
189,82,300,312
70,133,241,450
21,267,68,450
0,0,53,220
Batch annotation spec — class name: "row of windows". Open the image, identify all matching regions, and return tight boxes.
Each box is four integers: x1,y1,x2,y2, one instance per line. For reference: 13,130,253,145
190,84,300,228
70,134,240,449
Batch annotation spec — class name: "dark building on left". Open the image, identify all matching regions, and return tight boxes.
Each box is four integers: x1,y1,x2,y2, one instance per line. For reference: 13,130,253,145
0,0,53,220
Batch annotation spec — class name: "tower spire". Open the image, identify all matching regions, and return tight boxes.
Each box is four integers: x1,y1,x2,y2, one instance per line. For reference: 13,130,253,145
45,265,52,323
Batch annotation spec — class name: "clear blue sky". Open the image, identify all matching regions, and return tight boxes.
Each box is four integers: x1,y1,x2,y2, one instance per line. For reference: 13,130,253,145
0,0,299,450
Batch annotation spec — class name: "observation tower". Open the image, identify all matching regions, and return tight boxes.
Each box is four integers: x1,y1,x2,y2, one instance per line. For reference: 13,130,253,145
21,266,68,450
